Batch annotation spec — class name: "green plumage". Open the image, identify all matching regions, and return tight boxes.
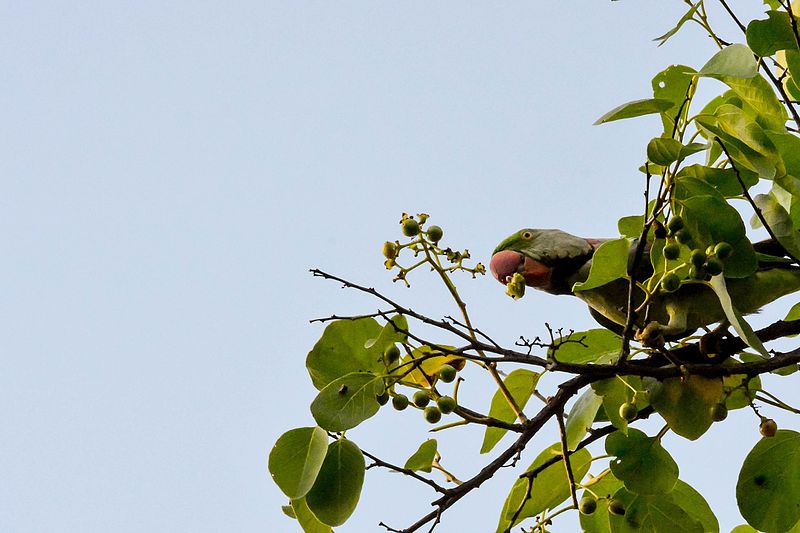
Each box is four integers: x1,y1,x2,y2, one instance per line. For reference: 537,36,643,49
491,228,800,339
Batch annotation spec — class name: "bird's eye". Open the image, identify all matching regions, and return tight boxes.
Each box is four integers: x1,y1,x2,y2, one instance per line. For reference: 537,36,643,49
521,231,533,240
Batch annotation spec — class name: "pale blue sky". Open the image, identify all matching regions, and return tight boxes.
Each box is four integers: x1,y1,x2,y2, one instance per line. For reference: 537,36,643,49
2,2,794,532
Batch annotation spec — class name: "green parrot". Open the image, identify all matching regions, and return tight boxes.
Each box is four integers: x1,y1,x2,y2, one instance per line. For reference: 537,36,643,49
489,228,800,342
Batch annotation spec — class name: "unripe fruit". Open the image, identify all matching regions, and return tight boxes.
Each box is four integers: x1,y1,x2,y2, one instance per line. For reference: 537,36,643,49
438,364,457,383
402,218,419,237
424,406,442,423
715,242,733,260
689,265,706,280
619,402,638,422
706,245,716,257
427,225,443,243
384,344,401,365
760,418,778,437
705,258,724,276
608,499,626,516
376,391,390,405
436,396,456,414
579,496,597,515
666,216,684,233
690,249,706,268
660,273,681,293
413,390,431,408
392,394,409,410
710,403,728,422
382,241,398,259
663,243,680,260
675,229,692,244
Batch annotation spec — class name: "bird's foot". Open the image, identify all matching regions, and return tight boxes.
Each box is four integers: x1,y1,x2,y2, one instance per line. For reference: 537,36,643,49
635,321,666,348
699,323,730,358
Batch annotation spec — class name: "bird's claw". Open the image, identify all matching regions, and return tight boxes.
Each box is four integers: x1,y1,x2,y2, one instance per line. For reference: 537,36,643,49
635,321,666,348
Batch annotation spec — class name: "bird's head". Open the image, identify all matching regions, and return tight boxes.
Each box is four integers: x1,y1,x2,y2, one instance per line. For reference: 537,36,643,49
490,229,599,294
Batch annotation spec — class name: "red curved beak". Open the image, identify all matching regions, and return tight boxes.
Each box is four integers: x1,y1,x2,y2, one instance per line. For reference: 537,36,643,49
490,250,552,288
490,250,524,285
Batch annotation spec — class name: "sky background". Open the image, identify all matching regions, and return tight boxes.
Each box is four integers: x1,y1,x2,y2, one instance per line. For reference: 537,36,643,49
2,1,796,532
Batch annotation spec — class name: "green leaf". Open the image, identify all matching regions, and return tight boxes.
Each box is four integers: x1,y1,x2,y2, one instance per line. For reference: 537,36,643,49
652,65,698,135
786,302,800,321
754,192,800,259
397,345,462,387
594,98,674,125
672,479,720,533
573,238,631,291
591,376,646,434
722,74,788,132
768,132,800,180
606,428,679,495
676,164,758,197
730,526,759,533
566,388,603,450
364,314,408,351
404,439,437,473
645,375,724,440
723,372,761,410
736,430,800,532
715,104,778,158
306,318,385,390
647,137,684,166
269,426,329,499
480,369,540,453
678,195,758,278
306,439,366,527
700,44,758,79
747,11,798,56
290,497,334,533
310,372,384,432
710,275,771,358
653,2,701,47
496,445,592,532
607,486,704,533
699,44,758,78
579,472,624,532
618,215,644,239
549,328,622,364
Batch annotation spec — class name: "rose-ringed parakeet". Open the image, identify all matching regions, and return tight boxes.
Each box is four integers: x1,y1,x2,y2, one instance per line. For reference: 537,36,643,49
489,228,800,342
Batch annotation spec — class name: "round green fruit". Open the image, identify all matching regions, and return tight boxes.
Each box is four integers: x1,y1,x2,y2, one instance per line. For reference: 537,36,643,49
376,391,390,405
402,218,420,237
619,402,638,422
413,390,431,408
666,216,684,233
690,249,706,268
675,229,692,244
384,344,401,365
710,403,728,422
714,242,733,260
436,396,457,414
382,241,398,259
424,406,442,424
704,258,724,276
579,496,597,515
662,243,680,260
689,265,706,280
438,364,457,383
427,225,443,243
608,499,626,516
660,273,681,293
760,418,778,437
392,394,409,411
